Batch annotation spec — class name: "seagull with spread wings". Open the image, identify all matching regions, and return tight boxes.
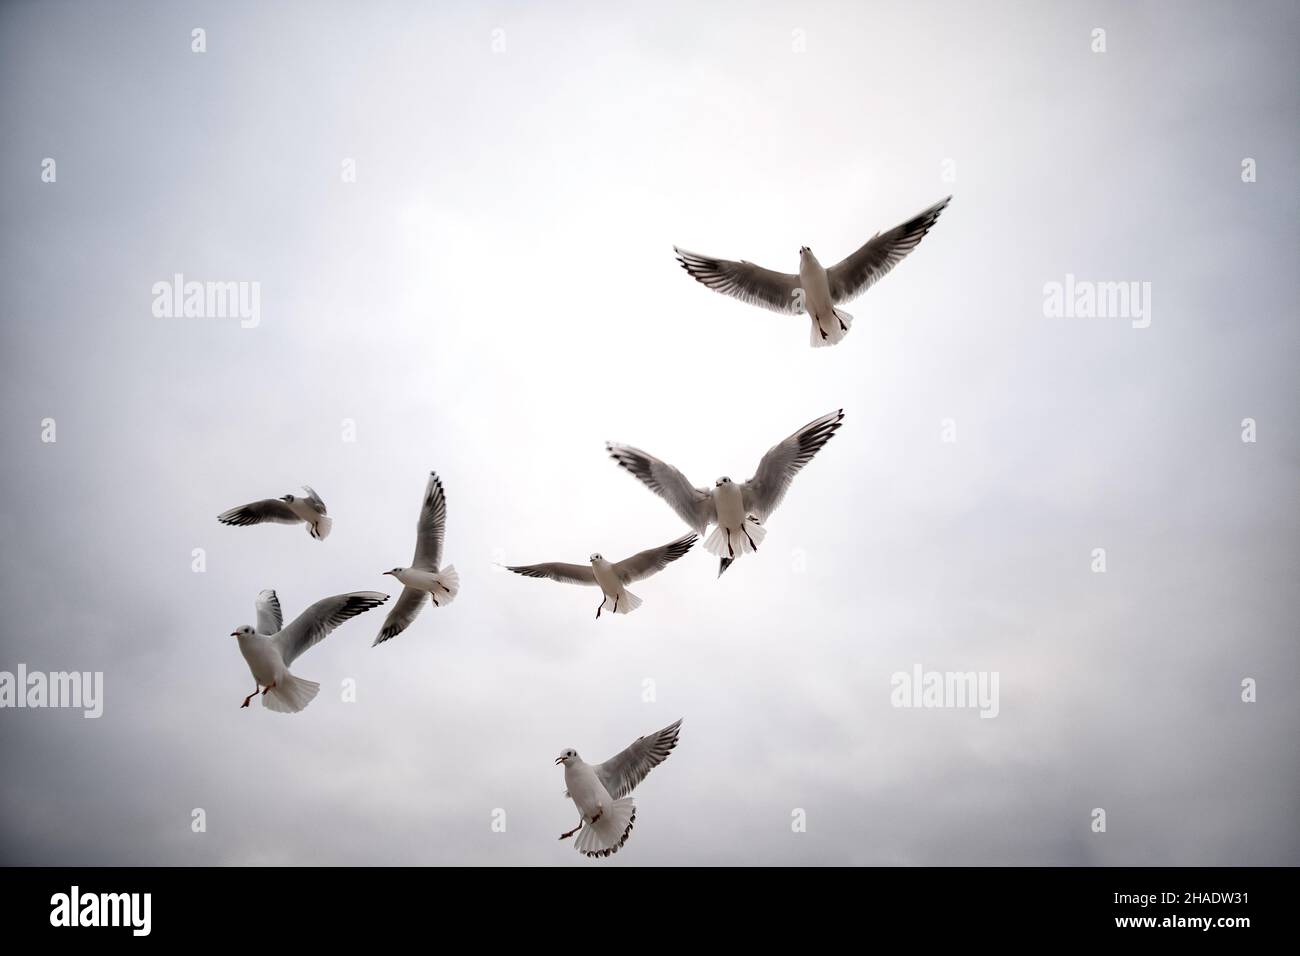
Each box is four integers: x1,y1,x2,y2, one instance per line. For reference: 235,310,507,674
217,485,332,540
506,533,696,618
555,718,682,858
231,589,388,713
608,409,844,576
675,196,950,347
374,472,460,646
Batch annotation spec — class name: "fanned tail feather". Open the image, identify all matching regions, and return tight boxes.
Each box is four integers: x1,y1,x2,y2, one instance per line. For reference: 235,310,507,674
431,565,460,607
574,798,636,858
601,590,642,615
262,673,320,714
703,517,766,559
811,308,853,348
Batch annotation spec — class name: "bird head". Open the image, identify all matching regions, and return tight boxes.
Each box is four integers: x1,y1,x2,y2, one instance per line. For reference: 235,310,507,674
715,476,732,487
555,748,579,766
382,567,404,577
230,625,255,638
280,493,295,503
589,552,603,563
799,245,812,258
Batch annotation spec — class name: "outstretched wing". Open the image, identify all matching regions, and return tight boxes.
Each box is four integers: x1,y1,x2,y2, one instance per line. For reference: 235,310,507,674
411,472,448,571
613,534,698,585
272,591,389,665
505,562,598,586
606,443,713,536
255,589,283,635
741,409,844,522
674,247,802,315
595,719,683,800
301,485,327,515
218,499,299,527
826,197,950,303
372,586,430,646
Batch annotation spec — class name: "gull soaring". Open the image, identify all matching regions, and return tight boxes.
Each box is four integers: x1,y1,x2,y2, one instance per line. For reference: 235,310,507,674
231,589,388,713
506,533,697,618
674,196,950,347
607,409,844,576
375,472,460,645
218,486,332,540
556,718,682,858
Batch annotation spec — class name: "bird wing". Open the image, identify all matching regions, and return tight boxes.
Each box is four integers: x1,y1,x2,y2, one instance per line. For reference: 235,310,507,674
272,591,389,665
505,562,598,586
741,409,844,521
673,247,803,315
217,499,299,526
301,485,327,515
606,443,713,536
410,472,448,571
372,586,430,646
255,589,283,635
595,719,683,800
826,196,950,303
613,533,698,585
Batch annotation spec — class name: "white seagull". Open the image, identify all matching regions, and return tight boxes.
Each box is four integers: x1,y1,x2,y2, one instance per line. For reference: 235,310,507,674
608,409,844,576
374,472,460,645
556,718,682,859
231,589,388,713
506,533,697,618
218,486,332,540
674,196,950,347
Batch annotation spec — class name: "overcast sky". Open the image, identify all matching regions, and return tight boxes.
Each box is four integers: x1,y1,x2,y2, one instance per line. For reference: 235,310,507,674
1,0,1296,865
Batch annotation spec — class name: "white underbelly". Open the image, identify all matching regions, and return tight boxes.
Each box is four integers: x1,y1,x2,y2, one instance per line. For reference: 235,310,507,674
715,486,746,527
592,562,623,595
800,268,835,321
395,569,441,591
567,768,612,819
238,637,285,685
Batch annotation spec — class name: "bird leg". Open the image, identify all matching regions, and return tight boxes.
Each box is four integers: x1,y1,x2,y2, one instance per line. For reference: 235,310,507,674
726,529,734,558
261,681,277,696
612,594,619,614
595,600,602,619
591,805,604,824
240,686,259,709
838,315,847,331
559,819,584,840
819,322,829,341
743,524,757,551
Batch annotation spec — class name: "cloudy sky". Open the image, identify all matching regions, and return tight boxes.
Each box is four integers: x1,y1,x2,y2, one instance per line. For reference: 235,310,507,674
1,0,1296,866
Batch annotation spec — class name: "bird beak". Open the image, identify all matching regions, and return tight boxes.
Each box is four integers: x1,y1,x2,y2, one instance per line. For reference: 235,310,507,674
382,570,393,576
555,756,564,765
230,631,238,637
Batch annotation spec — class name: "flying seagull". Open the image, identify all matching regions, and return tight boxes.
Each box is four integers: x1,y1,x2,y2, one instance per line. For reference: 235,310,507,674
608,409,844,577
556,718,682,859
218,486,332,540
674,196,950,347
231,589,388,713
506,533,697,618
374,472,460,645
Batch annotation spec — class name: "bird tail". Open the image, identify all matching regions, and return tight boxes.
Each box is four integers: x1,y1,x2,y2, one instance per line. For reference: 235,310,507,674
431,565,460,607
574,798,636,858
811,308,854,348
262,673,320,714
703,516,765,559
309,515,333,540
601,590,642,615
